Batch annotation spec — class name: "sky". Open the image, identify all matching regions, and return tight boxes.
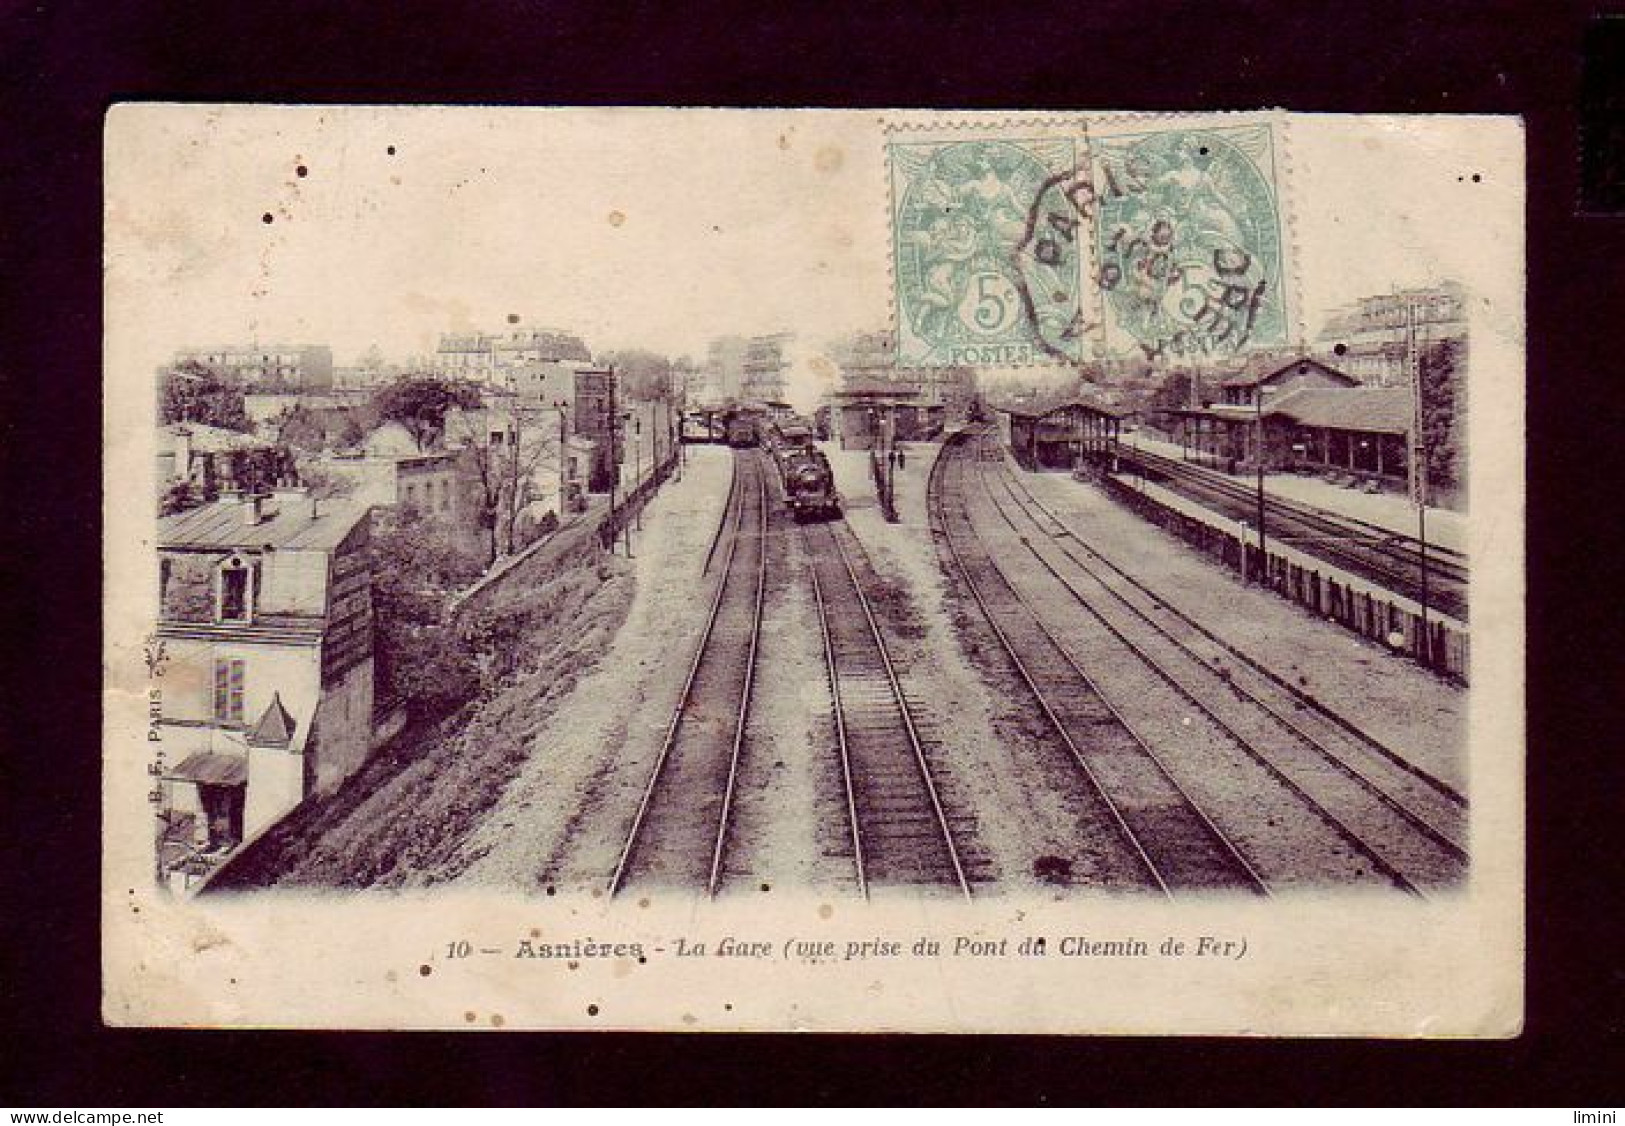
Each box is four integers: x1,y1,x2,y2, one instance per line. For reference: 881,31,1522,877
105,106,1522,381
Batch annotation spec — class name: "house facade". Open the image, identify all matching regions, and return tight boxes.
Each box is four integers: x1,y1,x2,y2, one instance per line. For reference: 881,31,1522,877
741,333,794,404
433,328,592,390
153,491,376,892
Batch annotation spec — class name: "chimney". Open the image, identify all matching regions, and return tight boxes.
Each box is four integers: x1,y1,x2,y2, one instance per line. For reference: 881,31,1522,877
172,427,194,480
241,494,265,526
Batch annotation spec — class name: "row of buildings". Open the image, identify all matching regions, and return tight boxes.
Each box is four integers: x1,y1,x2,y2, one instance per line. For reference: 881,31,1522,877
151,354,638,892
431,326,596,394
1161,356,1421,486
1311,282,1467,386
1001,350,1463,511
171,319,600,397
172,344,335,390
691,329,978,449
696,333,795,405
976,280,1469,510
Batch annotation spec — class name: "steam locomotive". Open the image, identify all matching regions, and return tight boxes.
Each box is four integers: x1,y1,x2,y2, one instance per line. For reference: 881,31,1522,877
761,416,841,521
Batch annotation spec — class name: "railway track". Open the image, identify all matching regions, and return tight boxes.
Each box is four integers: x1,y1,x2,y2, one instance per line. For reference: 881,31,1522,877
1117,445,1468,621
801,518,972,898
994,460,1469,812
609,450,767,897
967,435,1467,893
929,431,1269,898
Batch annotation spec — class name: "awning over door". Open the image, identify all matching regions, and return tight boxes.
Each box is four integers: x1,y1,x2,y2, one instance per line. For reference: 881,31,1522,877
163,751,248,787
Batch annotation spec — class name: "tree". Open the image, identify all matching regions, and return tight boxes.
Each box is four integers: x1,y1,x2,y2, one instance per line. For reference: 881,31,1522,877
373,375,483,451
295,462,360,502
272,404,331,451
601,348,673,401
448,406,558,565
160,478,200,516
365,516,485,722
1418,337,1467,502
159,361,252,431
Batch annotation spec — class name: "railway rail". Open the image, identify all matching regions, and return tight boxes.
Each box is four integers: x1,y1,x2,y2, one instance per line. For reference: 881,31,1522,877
802,518,971,898
966,433,1467,893
929,431,1270,898
609,450,768,897
995,459,1468,812
1116,445,1468,621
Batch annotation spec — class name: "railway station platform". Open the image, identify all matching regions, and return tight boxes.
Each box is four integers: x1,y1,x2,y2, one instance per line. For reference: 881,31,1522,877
1124,434,1467,555
1095,463,1468,681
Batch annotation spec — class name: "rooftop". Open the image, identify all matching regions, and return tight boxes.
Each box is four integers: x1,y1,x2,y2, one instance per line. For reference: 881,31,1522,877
1266,386,1415,435
1218,354,1358,389
163,751,248,787
247,693,298,748
159,494,368,552
998,399,1135,421
835,382,924,400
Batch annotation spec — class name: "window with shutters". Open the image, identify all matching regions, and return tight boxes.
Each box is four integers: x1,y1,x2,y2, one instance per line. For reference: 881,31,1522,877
212,658,246,724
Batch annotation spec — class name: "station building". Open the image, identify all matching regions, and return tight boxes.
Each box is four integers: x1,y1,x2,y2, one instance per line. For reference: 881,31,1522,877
832,383,944,449
998,400,1136,471
1162,360,1415,490
1160,355,1418,487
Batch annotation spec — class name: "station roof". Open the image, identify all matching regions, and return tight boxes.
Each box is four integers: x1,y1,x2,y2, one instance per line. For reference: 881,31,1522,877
998,399,1135,421
1266,386,1414,435
834,382,923,400
1176,387,1414,435
1218,354,1358,389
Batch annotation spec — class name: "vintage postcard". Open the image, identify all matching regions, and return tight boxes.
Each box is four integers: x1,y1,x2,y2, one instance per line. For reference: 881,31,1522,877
103,106,1524,1034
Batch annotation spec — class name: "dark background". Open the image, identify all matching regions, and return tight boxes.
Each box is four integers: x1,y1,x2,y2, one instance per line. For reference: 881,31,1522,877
4,0,1621,1106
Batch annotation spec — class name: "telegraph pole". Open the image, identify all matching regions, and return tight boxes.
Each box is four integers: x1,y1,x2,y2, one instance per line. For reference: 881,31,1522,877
1254,386,1267,583
1406,298,1432,667
607,364,618,524
555,399,568,520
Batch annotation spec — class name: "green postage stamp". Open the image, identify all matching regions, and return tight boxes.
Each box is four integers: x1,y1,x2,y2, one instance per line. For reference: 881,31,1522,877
1091,120,1289,363
888,130,1096,368
887,116,1293,368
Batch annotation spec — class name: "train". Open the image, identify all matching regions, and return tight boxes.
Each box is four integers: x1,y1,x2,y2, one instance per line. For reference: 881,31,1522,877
761,415,841,521
726,413,759,447
723,404,766,447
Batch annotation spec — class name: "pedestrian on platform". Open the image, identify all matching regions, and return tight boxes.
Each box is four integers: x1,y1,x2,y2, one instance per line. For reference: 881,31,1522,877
896,446,906,471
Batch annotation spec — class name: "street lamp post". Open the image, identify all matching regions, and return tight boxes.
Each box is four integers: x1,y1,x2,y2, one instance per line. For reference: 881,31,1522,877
554,400,569,520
